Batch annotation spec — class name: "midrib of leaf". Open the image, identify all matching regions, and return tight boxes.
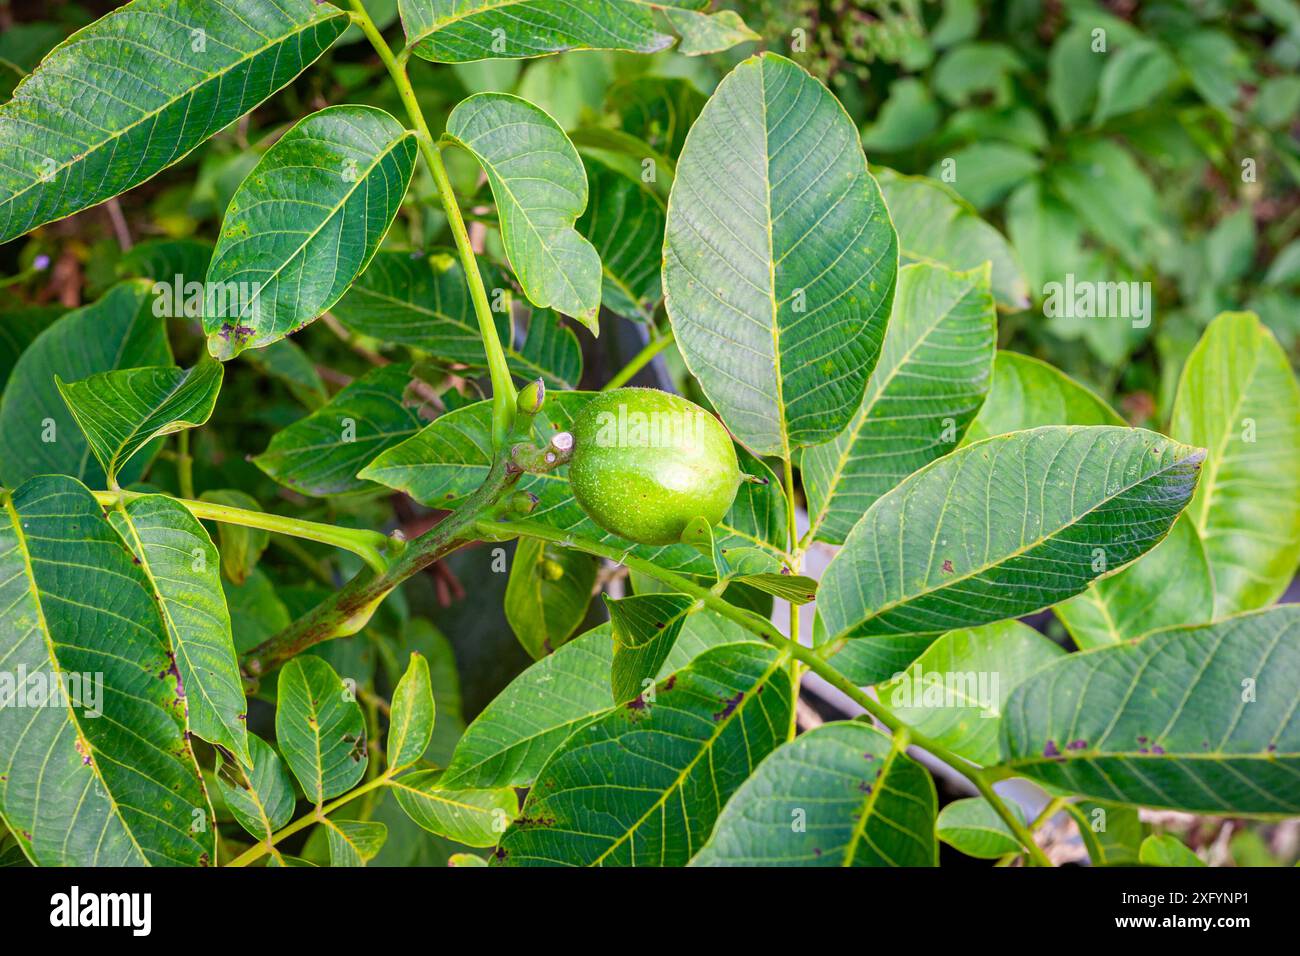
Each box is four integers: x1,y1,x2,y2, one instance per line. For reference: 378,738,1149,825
807,272,979,537
759,62,791,468
0,10,345,223
224,131,417,324
0,493,147,864
855,434,1201,628
590,650,786,865
386,776,495,815
841,741,900,867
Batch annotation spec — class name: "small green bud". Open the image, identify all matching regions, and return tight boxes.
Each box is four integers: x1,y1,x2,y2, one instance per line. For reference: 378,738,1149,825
516,378,546,417
510,491,539,515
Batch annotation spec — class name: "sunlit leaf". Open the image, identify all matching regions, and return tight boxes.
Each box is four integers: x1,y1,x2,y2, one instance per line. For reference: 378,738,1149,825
276,655,368,805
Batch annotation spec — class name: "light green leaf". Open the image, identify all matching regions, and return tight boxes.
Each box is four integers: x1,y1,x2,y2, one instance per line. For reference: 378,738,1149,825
1140,834,1205,867
333,252,583,389
962,350,1123,444
607,592,697,704
1092,39,1176,126
1055,515,1213,650
253,363,425,497
400,0,754,62
57,359,222,487
1171,29,1252,111
205,105,418,358
1047,23,1104,129
441,613,756,790
276,655,368,805
1066,799,1142,866
875,168,1029,311
1002,604,1300,816
692,723,937,866
1170,312,1300,617
0,0,349,244
0,475,211,866
577,157,665,322
360,392,787,576
860,79,941,153
664,8,758,55
388,652,436,771
505,537,598,659
820,426,1204,642
931,42,1023,107
109,494,249,765
930,142,1040,210
322,818,387,867
802,262,996,544
390,770,518,847
398,618,464,767
499,643,792,866
1049,138,1159,269
444,93,601,331
733,573,817,605
865,620,1065,764
199,489,268,586
448,852,488,867
935,796,1025,859
663,53,897,457
217,735,295,841
0,281,170,488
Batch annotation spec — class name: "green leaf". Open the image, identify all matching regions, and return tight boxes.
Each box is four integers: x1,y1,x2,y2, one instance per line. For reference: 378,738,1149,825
733,572,817,605
498,642,792,866
57,358,222,487
442,612,756,790
1140,834,1205,867
0,304,65,395
390,770,518,847
1002,604,1300,815
664,8,758,55
322,818,387,867
448,852,488,867
577,157,665,322
802,262,996,544
935,796,1025,859
199,489,268,586
860,79,941,153
606,75,704,161
663,53,897,457
240,339,328,409
691,723,937,866
204,105,418,358
1047,23,1104,129
332,252,583,389
930,142,1040,210
253,363,425,497
0,281,170,488
606,592,697,704
1092,39,1176,126
1171,29,1252,112
399,619,464,767
1055,515,1213,650
388,653,436,771
1049,139,1159,269
0,475,211,866
223,568,290,654
360,392,787,575
962,350,1123,444
819,426,1204,641
109,494,250,765
505,538,598,659
931,42,1023,107
1065,799,1142,866
217,734,295,841
1170,312,1300,617
0,0,349,244
400,0,753,62
116,238,213,284
875,169,1029,311
276,655,368,805
444,94,601,330
865,620,1065,764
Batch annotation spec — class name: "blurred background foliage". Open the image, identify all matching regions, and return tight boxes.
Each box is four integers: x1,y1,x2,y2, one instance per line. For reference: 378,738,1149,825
1,0,1297,866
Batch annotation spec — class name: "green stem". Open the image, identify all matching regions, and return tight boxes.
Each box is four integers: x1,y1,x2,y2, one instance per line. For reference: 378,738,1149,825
177,430,195,500
782,454,801,741
602,329,675,391
481,517,1053,868
348,0,516,449
91,489,391,573
226,772,393,867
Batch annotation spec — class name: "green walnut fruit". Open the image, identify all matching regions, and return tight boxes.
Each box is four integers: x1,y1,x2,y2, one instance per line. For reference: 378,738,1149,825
568,388,741,546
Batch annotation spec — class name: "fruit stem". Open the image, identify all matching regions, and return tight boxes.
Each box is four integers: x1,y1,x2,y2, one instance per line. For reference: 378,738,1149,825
602,328,675,391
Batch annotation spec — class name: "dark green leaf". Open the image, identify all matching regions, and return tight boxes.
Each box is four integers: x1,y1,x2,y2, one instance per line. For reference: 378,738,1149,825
0,0,349,243
504,538,598,659
1003,604,1300,815
692,722,937,866
577,157,665,322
